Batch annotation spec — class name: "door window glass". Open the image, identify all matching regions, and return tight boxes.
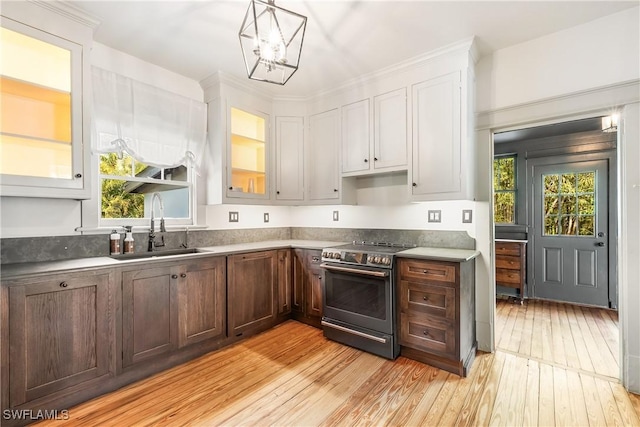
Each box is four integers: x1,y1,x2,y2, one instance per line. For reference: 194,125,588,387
543,172,596,236
493,156,516,223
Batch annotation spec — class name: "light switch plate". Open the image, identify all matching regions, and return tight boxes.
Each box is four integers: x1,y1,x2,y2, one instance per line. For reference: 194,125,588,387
462,209,473,223
428,210,441,223
229,211,239,223
263,213,270,223
333,210,339,221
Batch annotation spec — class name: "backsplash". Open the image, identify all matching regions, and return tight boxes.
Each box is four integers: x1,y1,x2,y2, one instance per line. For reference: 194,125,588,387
0,227,474,264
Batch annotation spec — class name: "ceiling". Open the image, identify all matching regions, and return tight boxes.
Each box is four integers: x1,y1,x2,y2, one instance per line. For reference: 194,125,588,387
68,0,638,98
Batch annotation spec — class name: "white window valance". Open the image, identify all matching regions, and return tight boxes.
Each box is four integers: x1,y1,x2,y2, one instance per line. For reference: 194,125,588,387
91,66,206,168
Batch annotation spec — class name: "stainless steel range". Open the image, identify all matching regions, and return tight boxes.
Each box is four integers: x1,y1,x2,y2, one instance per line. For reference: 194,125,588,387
320,241,414,359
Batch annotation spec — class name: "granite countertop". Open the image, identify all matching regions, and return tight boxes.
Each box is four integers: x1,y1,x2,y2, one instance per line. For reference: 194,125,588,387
1,239,479,280
396,247,480,262
0,240,345,280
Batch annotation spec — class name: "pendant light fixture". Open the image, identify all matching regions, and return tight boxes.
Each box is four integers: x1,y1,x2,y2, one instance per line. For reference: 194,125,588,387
239,0,307,85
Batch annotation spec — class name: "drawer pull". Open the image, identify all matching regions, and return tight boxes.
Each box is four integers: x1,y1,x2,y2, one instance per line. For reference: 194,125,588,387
423,330,431,338
171,274,178,279
180,273,187,278
423,296,429,301
423,270,428,274
59,282,68,288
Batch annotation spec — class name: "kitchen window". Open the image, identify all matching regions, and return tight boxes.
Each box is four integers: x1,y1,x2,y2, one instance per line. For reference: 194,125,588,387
493,155,517,224
0,18,88,198
85,67,206,229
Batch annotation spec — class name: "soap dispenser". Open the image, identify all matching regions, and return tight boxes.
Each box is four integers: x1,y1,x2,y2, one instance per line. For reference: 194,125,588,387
124,226,135,254
110,229,121,255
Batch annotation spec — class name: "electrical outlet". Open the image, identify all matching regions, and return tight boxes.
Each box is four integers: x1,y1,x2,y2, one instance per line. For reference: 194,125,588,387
428,210,441,223
333,210,339,221
462,209,473,223
263,212,270,223
229,211,239,223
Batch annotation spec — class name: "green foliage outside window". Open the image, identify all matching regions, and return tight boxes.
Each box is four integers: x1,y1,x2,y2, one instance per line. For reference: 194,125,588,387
543,172,596,236
494,156,516,224
100,153,145,219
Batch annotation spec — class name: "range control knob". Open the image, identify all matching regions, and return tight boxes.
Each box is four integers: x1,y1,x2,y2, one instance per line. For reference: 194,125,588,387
335,253,341,260
374,256,381,264
322,252,327,258
383,257,391,265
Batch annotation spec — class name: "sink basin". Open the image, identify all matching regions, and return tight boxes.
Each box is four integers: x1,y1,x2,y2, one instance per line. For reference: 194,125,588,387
110,248,200,261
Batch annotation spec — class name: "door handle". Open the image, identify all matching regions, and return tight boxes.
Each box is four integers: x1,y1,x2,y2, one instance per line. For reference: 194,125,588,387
596,242,605,247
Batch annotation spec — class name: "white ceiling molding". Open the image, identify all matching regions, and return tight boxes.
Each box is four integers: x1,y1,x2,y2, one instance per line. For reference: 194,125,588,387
31,0,100,29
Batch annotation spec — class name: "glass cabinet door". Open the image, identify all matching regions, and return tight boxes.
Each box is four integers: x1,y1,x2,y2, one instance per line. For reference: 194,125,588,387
228,107,268,197
0,18,85,195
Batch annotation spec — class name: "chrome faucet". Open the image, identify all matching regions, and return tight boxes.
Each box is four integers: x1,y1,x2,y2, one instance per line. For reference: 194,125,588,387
148,192,166,251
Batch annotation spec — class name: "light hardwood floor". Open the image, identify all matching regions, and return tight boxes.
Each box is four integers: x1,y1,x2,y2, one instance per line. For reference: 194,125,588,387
41,305,639,426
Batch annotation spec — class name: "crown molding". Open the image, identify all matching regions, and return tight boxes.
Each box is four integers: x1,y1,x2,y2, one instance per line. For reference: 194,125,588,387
29,0,100,29
308,36,477,102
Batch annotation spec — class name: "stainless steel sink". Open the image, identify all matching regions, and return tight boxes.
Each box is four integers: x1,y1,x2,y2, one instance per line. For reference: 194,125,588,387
110,248,200,261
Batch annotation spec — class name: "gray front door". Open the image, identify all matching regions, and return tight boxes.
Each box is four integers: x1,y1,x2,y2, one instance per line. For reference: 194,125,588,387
531,158,609,307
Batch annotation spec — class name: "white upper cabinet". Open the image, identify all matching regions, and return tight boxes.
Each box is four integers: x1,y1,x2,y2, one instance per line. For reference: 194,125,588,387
411,71,466,200
341,88,407,177
308,109,340,201
0,6,92,199
275,116,304,201
373,88,407,171
341,99,370,174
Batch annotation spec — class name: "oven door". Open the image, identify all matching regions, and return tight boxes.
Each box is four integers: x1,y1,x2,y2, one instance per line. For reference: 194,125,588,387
321,262,393,334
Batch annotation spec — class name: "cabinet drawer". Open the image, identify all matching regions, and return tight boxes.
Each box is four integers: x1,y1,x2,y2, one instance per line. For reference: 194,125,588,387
399,259,456,284
399,313,455,357
400,280,455,320
495,242,522,256
495,255,522,270
496,268,522,285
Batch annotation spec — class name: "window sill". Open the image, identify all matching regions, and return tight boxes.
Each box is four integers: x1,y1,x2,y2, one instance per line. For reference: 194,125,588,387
74,224,209,235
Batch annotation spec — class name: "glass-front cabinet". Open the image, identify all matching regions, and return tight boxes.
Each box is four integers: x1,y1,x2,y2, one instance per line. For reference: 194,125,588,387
0,16,89,198
227,107,269,199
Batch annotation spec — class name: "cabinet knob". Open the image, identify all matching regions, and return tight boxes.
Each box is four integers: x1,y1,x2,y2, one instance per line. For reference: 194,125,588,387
423,330,431,338
364,159,368,163
180,273,187,278
228,186,233,190
423,296,429,301
276,191,280,194
74,173,82,179
59,281,68,288
374,157,378,161
412,182,417,187
333,189,338,192
171,274,178,279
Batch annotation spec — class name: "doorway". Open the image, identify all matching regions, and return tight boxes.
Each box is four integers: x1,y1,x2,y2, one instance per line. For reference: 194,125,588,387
493,116,618,307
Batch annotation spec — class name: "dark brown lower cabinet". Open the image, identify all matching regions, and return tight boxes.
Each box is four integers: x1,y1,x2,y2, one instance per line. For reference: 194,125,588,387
292,249,323,327
397,257,476,377
227,250,278,337
4,269,114,409
277,249,292,316
121,256,227,370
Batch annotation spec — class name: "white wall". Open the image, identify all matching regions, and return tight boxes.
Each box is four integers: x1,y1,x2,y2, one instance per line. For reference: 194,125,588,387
476,7,640,113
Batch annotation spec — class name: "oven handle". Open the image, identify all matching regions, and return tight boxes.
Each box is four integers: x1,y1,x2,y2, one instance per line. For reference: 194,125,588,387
321,320,388,344
319,263,389,278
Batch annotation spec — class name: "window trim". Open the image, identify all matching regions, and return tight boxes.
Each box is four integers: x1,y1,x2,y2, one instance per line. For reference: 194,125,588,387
493,154,517,224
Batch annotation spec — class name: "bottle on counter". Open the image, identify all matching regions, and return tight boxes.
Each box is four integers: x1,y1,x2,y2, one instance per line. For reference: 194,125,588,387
110,229,121,255
124,226,135,254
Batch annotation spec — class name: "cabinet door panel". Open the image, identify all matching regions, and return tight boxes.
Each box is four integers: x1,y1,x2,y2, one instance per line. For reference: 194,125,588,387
374,88,407,170
277,249,292,315
275,116,304,200
122,267,177,368
227,251,277,336
9,273,111,406
307,267,323,319
308,109,340,200
400,313,455,357
292,249,305,315
178,258,226,348
342,99,370,174
412,72,461,196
